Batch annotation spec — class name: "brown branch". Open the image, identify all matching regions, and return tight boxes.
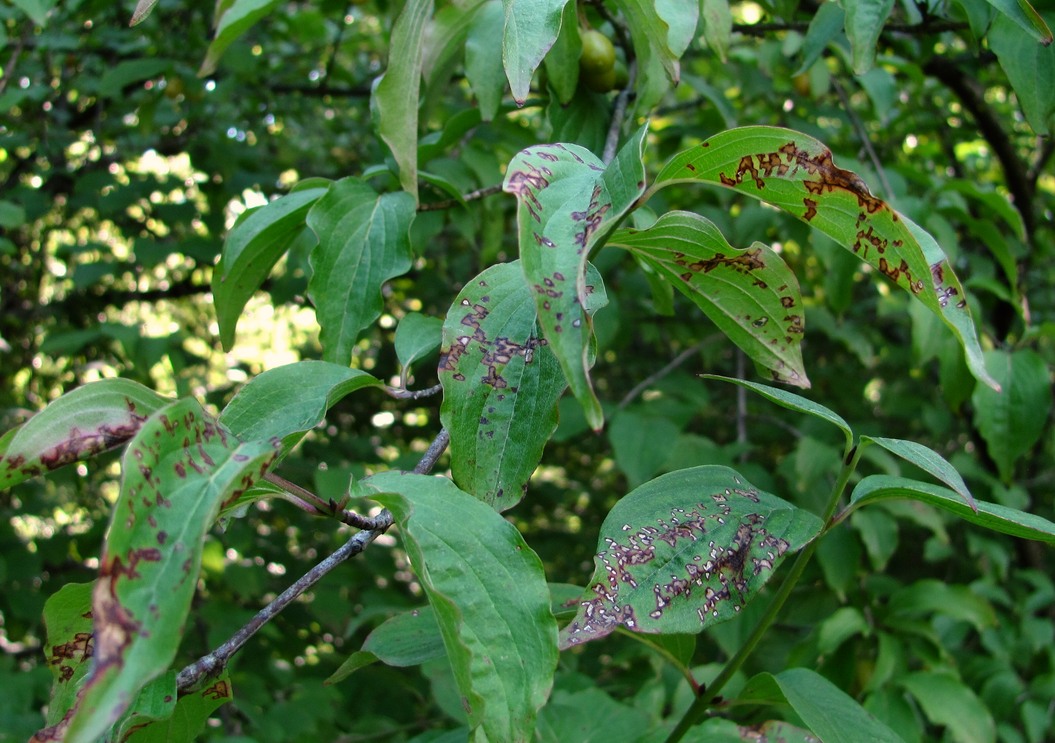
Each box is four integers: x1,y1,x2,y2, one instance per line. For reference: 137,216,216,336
832,77,895,202
603,61,637,165
175,427,450,692
923,56,1035,236
417,183,503,212
732,19,968,38
385,383,443,400
174,521,390,691
617,339,714,410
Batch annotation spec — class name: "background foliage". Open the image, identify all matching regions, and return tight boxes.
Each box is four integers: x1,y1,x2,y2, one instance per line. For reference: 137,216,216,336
1,0,1053,740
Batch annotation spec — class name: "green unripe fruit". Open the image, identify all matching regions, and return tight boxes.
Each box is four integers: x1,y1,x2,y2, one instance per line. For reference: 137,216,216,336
613,59,629,89
579,29,616,76
583,65,616,93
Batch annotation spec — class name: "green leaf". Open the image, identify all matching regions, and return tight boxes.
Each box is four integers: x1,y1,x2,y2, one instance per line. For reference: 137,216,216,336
612,0,684,82
795,1,845,74
503,126,648,430
888,579,997,632
328,605,445,685
608,409,681,488
990,13,1055,135
465,0,507,121
10,0,56,26
0,378,170,490
502,0,571,106
395,313,445,386
219,360,381,453
373,0,433,201
129,0,158,25
701,0,733,63
899,672,996,743
847,475,1055,544
353,472,558,741
38,583,95,731
0,199,27,229
199,0,281,76
701,375,853,452
438,262,568,510
738,668,906,743
609,212,808,388
212,186,328,351
306,178,416,366
559,466,822,648
654,126,998,391
63,399,277,743
985,0,1053,44
97,59,172,97
843,0,895,74
860,436,977,511
366,606,445,667
536,688,651,743
970,348,1053,482
542,1,581,104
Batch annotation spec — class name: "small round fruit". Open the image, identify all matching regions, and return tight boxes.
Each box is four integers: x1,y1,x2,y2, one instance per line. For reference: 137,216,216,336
613,59,629,89
583,65,616,93
579,30,616,76
792,73,811,97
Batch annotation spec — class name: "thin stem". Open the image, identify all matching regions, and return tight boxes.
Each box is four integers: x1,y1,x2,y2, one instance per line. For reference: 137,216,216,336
832,78,895,203
417,183,503,212
385,383,443,400
617,339,712,410
413,427,450,474
664,445,861,741
175,521,391,691
603,61,637,165
176,428,450,690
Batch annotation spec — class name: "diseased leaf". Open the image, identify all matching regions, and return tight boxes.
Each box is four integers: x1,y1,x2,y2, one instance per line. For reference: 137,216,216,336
970,347,1053,482
609,212,809,388
199,0,281,76
502,0,571,105
59,399,277,743
374,0,433,200
654,127,998,391
219,360,381,453
701,375,853,452
111,673,178,741
306,178,416,366
38,583,95,731
0,378,170,490
395,313,445,386
503,126,647,430
438,262,568,510
559,466,822,648
843,0,895,74
353,472,558,742
860,436,977,511
847,475,1055,544
212,185,329,351
124,673,232,742
738,668,906,743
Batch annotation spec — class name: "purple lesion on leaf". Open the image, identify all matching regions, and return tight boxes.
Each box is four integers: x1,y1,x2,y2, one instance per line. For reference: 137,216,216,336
672,248,765,276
